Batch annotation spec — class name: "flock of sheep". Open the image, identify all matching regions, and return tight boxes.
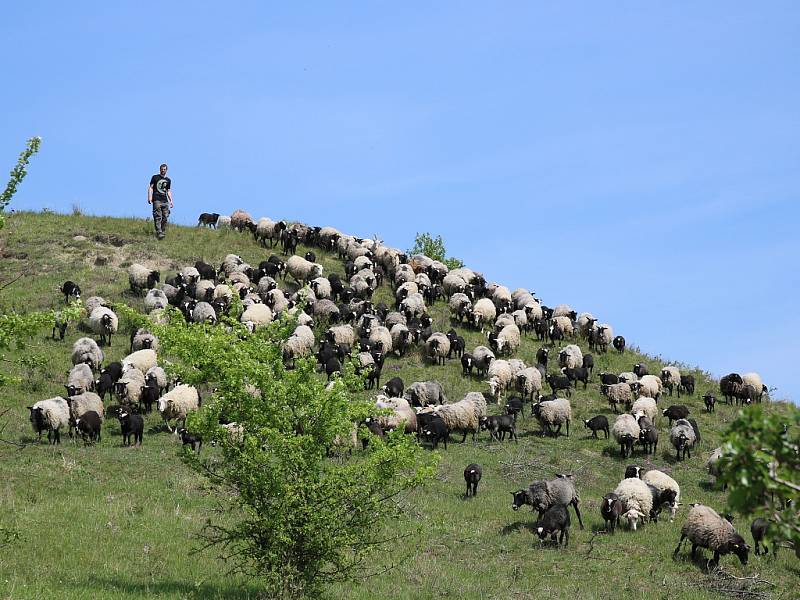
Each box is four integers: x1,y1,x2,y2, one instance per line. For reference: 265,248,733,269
29,207,783,570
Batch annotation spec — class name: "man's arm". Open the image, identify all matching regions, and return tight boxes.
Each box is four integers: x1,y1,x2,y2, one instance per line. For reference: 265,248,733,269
147,183,153,204
168,188,174,208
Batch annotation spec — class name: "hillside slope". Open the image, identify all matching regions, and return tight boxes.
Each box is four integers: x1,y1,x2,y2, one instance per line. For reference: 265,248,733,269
0,211,796,600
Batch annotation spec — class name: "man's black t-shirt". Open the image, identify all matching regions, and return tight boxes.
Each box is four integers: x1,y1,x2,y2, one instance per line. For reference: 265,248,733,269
150,174,171,201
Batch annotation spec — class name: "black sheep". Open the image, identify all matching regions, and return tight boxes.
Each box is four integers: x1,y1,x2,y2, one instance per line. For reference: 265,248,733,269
95,372,115,402
703,394,716,413
480,415,517,442
581,353,594,375
178,428,202,452
639,426,658,455
118,410,143,447
612,335,625,353
633,363,649,377
464,464,482,498
599,372,619,386
75,410,102,443
583,415,609,439
536,347,549,370
561,366,589,389
751,518,776,556
419,417,449,450
546,374,572,397
679,374,696,395
505,397,524,422
60,280,81,303
196,212,220,228
461,353,474,376
534,504,571,547
624,465,642,479
381,376,404,398
325,357,342,381
139,381,159,414
601,493,622,534
662,404,690,426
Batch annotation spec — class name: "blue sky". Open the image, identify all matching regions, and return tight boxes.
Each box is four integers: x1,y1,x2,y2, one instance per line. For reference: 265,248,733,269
2,2,798,400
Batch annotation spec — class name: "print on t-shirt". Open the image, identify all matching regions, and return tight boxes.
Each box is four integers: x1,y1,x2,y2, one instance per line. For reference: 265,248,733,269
150,175,171,201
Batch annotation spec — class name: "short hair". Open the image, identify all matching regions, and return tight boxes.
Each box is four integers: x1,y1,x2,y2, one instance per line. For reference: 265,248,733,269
159,163,168,170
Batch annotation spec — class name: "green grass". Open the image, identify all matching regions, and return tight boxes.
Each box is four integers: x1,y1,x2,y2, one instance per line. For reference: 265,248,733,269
0,211,797,599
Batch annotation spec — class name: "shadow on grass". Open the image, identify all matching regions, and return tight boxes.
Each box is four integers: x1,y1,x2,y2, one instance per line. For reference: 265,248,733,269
71,575,263,599
500,520,537,536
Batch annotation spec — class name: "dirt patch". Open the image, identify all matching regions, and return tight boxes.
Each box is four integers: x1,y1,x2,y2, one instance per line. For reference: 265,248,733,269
93,234,131,247
0,250,28,259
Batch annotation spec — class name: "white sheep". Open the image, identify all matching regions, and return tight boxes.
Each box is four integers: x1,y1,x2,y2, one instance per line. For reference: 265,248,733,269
532,397,572,436
613,477,654,531
512,288,536,311
486,359,513,403
558,344,583,370
635,374,663,401
612,413,641,458
670,418,696,461
471,298,496,329
230,209,254,232
145,366,169,394
550,315,574,338
84,296,107,315
396,281,419,304
390,324,411,356
128,263,160,295
228,271,251,287
326,325,355,347
601,382,633,412
442,273,469,296
28,397,70,444
515,367,543,400
425,391,487,442
88,306,118,347
66,363,95,396
552,304,574,318
491,285,512,313
221,254,243,276
494,323,520,355
122,349,158,374
375,396,417,434
631,397,658,424
576,312,596,337
368,326,393,354
115,368,146,406
194,279,216,302
354,255,373,271
67,392,105,422
399,293,426,320
641,469,681,521
660,366,682,396
706,447,724,485
191,301,216,324
286,255,323,286
240,303,273,329
742,372,764,401
426,332,450,366
674,504,750,566
310,277,332,300
71,337,104,371
158,384,200,432
131,328,159,352
216,215,232,229
472,345,495,376
143,289,168,313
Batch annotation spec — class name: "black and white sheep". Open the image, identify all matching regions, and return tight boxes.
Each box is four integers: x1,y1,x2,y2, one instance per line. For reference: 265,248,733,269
420,391,487,442
511,475,584,529
670,418,696,461
464,464,482,497
88,306,118,347
128,264,160,295
66,363,94,396
532,397,572,437
613,477,653,531
673,504,750,566
27,397,70,445
157,384,200,433
642,469,681,521
601,493,623,534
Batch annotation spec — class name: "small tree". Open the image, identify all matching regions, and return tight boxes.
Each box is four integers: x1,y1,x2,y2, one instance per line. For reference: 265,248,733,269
407,232,464,270
720,404,800,557
1,136,41,232
145,308,435,598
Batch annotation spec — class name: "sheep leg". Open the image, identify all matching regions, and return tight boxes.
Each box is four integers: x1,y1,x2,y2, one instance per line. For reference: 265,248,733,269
572,500,584,529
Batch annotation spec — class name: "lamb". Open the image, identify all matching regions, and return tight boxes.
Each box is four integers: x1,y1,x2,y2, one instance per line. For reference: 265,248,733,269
472,346,495,377
88,306,118,346
286,255,323,286
74,411,102,443
601,493,623,534
612,414,641,458
426,391,487,442
634,374,663,401
66,392,105,423
486,359,514,403
601,382,633,413
642,469,681,521
670,418,696,461
230,209,255,232
403,381,447,407
558,344,583,370
158,384,201,432
128,263,160,295
143,288,168,313
71,337,104,371
471,298,497,329
534,505,571,547
583,415,609,439
122,349,157,374
515,367,543,401
145,366,169,395
706,447,724,485
613,477,653,531
480,414,517,442
240,303,273,329
464,464,482,497
374,396,417,434
673,504,750,566
115,368,146,406
510,475,584,529
493,323,521,355
131,328,159,352
631,397,658,424
612,335,626,353
66,363,95,396
660,366,682,397
532,397,572,437
27,397,70,445
191,301,217,324
703,394,716,412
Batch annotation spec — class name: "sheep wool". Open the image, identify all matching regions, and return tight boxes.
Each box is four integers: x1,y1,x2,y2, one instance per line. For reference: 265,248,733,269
71,337,104,371
30,397,70,437
143,289,168,313
670,419,696,450
603,382,633,411
677,504,749,564
128,263,159,294
369,326,393,354
399,293,425,319
67,363,94,395
88,306,118,339
472,298,497,328
240,303,273,329
495,323,521,355
68,392,105,422
286,255,323,285
742,372,763,395
84,296,107,315
472,346,495,374
636,375,663,399
122,349,158,374
533,398,572,434
631,397,658,424
558,344,582,369
116,368,146,405
426,332,450,364
230,209,254,231
487,359,513,403
431,391,487,438
375,396,417,434
192,302,217,324
613,477,653,531
131,328,159,352
516,367,543,398
641,469,681,521
327,325,355,347
552,304,573,318
612,414,641,444
403,381,447,407
158,384,200,432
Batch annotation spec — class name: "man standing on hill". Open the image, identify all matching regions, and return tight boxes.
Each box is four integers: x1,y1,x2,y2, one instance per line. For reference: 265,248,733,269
148,163,173,240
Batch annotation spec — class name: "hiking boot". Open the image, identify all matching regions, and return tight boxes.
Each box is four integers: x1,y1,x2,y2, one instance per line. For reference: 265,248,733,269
156,232,165,240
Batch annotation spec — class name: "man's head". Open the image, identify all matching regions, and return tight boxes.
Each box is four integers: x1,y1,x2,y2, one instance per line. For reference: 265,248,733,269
159,163,168,176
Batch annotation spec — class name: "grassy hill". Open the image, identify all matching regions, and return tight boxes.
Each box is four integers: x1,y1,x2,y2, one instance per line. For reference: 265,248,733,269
0,211,796,599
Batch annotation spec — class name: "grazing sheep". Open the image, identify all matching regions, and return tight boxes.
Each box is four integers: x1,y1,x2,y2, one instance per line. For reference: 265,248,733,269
515,367,543,401
613,477,653,531
472,346,495,377
673,504,750,566
83,296,107,315
374,396,417,434
143,288,168,313
27,397,70,445
403,381,447,407
66,363,95,396
255,217,287,248
88,306,118,347
128,263,160,295
71,337,104,371
750,518,776,556
122,349,157,374
558,344,583,370
631,397,658,424
511,475,584,529
464,464,482,497
660,366,682,397
601,382,633,413
532,397,572,437
158,384,201,433
426,391,487,442
230,209,255,232
670,418,696,461
74,410,102,443
486,359,514,403
612,414,641,458
601,493,623,534
583,415,609,439
642,469,681,521
634,374,663,401
534,505,571,547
